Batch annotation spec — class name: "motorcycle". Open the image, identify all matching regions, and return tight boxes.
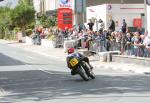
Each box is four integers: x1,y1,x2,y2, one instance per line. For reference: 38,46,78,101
69,57,95,81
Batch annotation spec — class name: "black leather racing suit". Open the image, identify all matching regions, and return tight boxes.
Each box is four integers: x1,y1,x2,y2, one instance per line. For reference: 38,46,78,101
66,52,93,75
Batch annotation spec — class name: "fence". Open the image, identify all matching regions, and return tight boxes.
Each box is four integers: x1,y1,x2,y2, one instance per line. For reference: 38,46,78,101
88,39,150,58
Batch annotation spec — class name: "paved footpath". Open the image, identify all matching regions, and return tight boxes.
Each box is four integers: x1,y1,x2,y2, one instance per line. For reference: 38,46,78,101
0,39,150,74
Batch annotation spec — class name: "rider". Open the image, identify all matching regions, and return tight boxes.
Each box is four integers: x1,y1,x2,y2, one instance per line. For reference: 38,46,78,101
66,47,93,75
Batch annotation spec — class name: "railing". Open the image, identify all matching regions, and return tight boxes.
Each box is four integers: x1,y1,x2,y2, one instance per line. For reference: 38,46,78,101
88,39,150,58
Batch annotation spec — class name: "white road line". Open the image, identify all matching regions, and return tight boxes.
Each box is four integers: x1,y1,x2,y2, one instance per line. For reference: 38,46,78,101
37,68,54,74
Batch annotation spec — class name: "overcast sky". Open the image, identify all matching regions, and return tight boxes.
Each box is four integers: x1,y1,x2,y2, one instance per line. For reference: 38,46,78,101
0,0,19,7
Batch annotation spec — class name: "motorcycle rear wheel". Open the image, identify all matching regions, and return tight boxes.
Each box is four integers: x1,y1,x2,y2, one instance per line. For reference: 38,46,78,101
82,61,95,79
77,67,89,81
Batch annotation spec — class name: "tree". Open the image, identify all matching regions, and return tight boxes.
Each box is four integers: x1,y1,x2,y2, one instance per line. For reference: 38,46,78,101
10,0,35,36
38,12,57,28
0,7,11,39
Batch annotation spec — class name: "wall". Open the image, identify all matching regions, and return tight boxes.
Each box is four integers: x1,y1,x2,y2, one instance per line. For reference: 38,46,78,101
86,4,107,31
45,0,56,11
86,4,145,31
107,4,144,31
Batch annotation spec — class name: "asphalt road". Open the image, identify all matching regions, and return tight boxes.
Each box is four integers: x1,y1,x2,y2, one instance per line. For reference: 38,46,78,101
0,43,150,103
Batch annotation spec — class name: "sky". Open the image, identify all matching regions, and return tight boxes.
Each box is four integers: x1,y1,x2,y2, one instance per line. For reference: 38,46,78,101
0,0,19,7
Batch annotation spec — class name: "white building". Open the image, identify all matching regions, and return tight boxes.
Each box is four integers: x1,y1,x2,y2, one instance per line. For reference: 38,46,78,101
86,4,145,31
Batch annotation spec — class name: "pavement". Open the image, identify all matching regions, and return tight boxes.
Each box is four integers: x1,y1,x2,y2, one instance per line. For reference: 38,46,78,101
0,39,150,74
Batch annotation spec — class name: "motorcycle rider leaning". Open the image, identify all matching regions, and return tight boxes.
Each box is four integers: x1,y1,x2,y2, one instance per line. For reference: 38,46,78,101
66,47,93,75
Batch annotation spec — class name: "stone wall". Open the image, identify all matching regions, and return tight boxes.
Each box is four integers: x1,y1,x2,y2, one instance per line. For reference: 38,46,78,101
112,55,150,67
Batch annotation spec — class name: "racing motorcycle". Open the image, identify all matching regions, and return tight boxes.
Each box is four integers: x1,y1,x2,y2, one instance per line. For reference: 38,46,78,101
69,57,95,81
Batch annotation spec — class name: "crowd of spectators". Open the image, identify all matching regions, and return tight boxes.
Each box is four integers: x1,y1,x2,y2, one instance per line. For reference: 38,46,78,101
30,19,150,58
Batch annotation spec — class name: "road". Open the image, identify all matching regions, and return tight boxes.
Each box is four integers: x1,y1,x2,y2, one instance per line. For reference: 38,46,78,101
0,43,150,103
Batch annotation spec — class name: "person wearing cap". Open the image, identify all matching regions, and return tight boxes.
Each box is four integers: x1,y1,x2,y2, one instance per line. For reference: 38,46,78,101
66,48,93,75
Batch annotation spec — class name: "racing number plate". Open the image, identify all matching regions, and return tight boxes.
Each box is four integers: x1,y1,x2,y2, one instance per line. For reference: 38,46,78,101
69,58,79,67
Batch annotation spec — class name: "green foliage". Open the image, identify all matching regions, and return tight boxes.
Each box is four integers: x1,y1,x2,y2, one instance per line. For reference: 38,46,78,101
0,0,35,39
10,2,35,28
0,7,12,39
38,14,57,28
25,29,33,37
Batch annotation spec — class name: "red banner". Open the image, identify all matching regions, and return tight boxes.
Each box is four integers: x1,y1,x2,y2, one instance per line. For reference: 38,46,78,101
133,18,142,28
57,8,73,30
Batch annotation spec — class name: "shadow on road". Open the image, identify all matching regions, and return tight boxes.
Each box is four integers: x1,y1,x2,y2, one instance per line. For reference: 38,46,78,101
0,53,26,66
0,53,49,66
1,70,150,102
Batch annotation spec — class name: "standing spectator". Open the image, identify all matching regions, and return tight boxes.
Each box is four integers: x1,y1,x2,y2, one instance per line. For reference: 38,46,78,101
35,26,42,45
120,30,127,54
121,19,127,33
87,19,94,31
98,19,105,32
108,19,115,32
63,27,69,39
110,32,116,51
132,32,141,56
115,31,122,51
143,34,150,57
125,33,132,55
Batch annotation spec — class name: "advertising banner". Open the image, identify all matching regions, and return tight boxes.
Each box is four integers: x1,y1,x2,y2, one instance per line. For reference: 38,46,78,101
57,8,73,29
133,18,142,28
58,0,72,8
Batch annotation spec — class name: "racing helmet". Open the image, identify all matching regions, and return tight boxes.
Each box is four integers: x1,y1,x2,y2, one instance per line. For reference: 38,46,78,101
67,47,75,54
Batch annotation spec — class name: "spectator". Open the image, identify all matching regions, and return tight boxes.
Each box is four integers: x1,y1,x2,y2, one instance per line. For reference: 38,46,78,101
132,32,141,56
63,27,69,39
120,30,127,54
110,32,116,51
108,19,115,32
87,19,94,31
35,26,42,45
115,31,121,51
98,19,105,32
125,33,132,55
143,34,150,57
121,19,127,33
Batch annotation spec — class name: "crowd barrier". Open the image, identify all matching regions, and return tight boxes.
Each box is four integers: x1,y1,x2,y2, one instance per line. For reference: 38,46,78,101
88,39,150,58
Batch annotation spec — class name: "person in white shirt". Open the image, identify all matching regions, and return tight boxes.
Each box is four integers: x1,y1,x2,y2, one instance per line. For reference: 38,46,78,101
98,19,105,32
143,34,150,57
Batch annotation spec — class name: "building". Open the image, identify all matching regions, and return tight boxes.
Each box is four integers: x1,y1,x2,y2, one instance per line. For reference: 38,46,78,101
33,0,147,30
87,0,144,7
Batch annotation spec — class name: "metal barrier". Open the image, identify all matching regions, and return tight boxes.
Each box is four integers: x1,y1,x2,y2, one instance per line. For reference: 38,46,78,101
52,35,64,48
88,39,150,58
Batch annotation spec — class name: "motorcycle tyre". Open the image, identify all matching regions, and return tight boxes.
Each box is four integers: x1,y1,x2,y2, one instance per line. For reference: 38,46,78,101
77,67,89,81
82,61,95,79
